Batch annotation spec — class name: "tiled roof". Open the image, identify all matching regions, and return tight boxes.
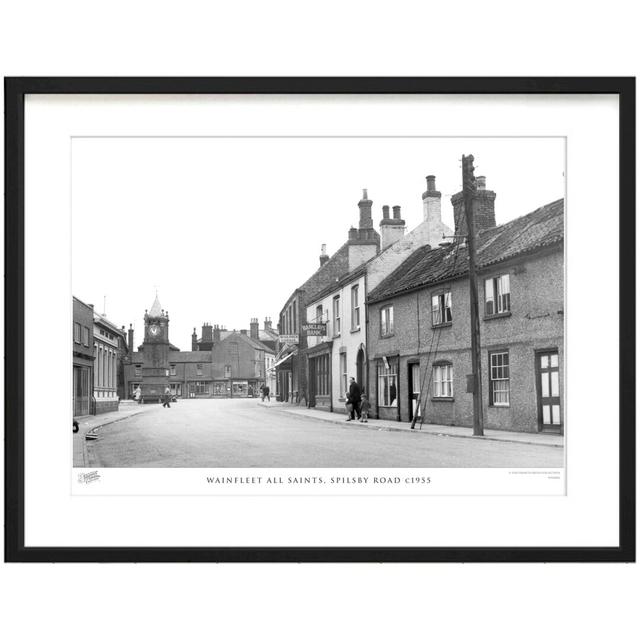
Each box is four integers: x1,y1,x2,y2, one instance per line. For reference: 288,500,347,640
220,331,269,352
369,198,564,303
307,262,368,306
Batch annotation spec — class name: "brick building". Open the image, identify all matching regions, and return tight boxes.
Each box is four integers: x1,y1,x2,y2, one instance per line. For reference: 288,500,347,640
366,197,564,433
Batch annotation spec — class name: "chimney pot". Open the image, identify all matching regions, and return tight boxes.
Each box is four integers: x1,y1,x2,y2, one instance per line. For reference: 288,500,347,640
382,205,390,219
392,205,401,219
357,189,373,230
319,243,330,267
426,175,436,191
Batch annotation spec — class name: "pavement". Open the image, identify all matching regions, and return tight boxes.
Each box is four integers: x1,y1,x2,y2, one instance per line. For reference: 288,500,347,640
257,401,564,448
73,400,163,466
77,398,564,468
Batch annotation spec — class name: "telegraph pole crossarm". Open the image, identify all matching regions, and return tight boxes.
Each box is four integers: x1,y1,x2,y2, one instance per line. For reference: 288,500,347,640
462,154,485,437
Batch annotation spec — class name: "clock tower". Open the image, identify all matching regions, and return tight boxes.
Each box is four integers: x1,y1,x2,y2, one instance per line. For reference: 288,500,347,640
141,293,171,403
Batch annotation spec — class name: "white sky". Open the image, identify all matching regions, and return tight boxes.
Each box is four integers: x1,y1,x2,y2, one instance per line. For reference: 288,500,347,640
72,137,564,350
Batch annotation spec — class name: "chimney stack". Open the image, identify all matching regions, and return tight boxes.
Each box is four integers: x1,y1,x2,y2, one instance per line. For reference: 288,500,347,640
202,322,213,343
348,189,380,269
128,324,134,352
319,243,329,267
250,317,259,340
192,327,198,351
379,203,406,250
422,175,442,223
451,175,496,238
264,317,272,332
240,329,247,336
213,324,221,342
358,188,373,229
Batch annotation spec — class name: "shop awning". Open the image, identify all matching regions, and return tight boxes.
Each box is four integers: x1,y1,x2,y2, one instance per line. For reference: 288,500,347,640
273,351,295,368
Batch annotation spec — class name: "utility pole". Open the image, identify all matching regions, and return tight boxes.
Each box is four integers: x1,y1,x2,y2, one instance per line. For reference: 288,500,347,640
462,155,484,436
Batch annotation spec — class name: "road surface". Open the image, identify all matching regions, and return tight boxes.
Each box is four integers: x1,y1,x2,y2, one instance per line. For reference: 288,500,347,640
84,399,564,468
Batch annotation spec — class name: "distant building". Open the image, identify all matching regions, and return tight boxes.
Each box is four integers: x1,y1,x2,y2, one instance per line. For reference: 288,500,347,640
210,330,269,398
256,317,278,395
123,294,272,400
367,197,564,434
73,297,94,417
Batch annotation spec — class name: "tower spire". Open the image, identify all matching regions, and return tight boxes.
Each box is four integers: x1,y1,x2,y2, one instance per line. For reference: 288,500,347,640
149,292,162,317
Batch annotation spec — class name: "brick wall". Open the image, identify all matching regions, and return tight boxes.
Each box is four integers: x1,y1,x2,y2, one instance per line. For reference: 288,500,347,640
367,247,563,432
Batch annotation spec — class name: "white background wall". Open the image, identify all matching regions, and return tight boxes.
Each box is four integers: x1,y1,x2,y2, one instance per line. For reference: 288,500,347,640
1,3,638,640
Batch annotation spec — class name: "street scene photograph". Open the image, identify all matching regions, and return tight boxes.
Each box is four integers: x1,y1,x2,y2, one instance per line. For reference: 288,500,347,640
72,135,565,469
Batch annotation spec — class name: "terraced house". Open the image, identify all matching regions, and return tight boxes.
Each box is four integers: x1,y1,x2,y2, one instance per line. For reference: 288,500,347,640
367,197,564,434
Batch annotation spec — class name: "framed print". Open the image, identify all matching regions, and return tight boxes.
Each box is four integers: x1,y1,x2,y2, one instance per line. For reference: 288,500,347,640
4,77,635,562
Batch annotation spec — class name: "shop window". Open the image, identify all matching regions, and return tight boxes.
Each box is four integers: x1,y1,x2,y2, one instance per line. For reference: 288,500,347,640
377,360,398,406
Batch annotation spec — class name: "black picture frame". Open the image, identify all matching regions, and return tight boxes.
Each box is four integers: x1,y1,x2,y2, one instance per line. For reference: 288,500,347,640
4,76,635,563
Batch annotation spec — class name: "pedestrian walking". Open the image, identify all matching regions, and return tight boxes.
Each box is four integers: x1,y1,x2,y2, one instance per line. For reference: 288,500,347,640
359,394,370,423
133,385,142,404
262,385,271,402
162,386,172,408
346,376,362,421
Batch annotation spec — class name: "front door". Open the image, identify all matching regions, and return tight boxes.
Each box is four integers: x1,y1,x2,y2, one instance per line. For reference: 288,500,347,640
408,363,421,422
536,350,562,433
356,348,365,391
308,358,316,407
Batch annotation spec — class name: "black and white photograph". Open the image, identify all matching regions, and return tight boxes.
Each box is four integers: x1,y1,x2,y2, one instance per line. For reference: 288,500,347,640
72,135,566,474
6,78,632,561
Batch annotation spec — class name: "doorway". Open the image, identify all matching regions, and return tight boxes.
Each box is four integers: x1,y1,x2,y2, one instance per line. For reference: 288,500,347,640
408,362,421,422
356,347,365,391
308,357,316,407
536,350,562,433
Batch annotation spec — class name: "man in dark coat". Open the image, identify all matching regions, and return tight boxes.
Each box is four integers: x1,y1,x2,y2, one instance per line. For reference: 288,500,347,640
347,377,362,421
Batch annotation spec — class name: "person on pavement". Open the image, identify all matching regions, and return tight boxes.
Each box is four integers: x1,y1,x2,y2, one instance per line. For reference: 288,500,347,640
359,394,370,423
162,386,172,408
346,377,362,421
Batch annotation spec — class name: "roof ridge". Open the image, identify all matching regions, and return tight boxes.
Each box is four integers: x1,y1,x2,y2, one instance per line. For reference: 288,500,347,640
369,199,564,303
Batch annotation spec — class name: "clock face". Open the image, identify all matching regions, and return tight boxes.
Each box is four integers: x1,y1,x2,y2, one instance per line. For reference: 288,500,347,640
150,324,160,336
